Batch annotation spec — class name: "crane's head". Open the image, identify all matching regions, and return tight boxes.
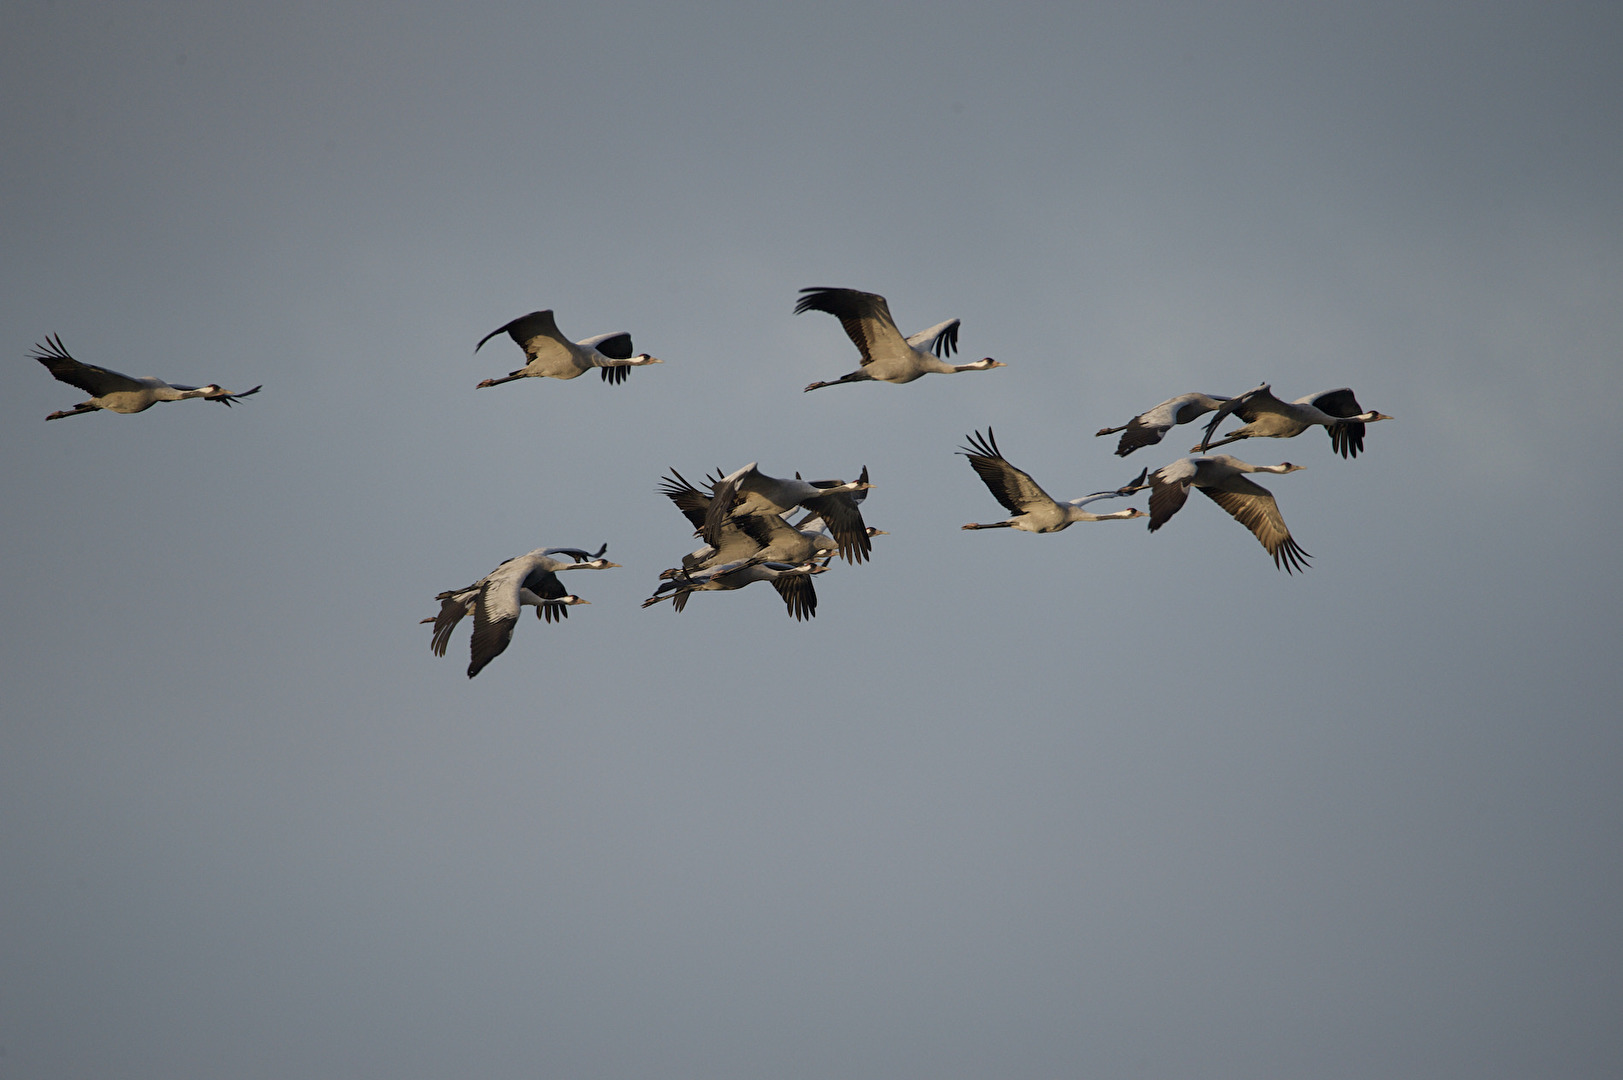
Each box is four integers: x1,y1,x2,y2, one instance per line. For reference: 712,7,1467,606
972,358,1006,370
204,384,263,406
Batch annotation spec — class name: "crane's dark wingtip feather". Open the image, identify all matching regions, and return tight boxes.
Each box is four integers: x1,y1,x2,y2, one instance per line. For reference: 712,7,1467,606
792,287,835,316
1273,540,1312,573
958,427,1002,463
473,323,511,353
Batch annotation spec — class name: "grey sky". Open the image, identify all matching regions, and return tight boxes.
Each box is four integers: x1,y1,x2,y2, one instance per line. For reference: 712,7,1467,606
3,2,1621,1078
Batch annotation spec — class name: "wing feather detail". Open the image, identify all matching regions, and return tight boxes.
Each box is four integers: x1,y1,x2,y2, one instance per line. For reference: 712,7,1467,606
1200,485,1311,573
959,428,1055,516
30,335,144,396
795,287,907,367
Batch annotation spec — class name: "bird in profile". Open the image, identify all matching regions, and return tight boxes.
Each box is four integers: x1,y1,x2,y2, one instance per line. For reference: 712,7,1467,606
30,334,261,421
959,428,1147,533
1095,392,1233,456
428,545,619,677
1148,455,1310,572
474,309,661,388
641,557,827,620
1192,383,1392,458
795,287,1005,392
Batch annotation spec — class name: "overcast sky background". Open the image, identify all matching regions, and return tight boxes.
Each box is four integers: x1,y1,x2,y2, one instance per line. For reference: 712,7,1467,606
3,2,1621,1078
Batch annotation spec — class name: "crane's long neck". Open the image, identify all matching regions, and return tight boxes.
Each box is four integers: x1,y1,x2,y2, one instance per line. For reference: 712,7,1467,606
1064,506,1143,523
1222,461,1302,478
911,352,999,375
158,386,214,402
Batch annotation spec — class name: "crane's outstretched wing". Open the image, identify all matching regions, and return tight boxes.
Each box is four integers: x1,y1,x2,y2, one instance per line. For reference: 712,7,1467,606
798,479,872,564
475,309,568,360
960,428,1057,516
659,469,714,532
1147,458,1199,532
30,335,144,396
771,572,819,621
522,567,575,623
1306,387,1367,458
579,331,634,361
1200,480,1311,573
795,287,909,366
904,317,960,358
575,330,636,383
468,582,521,677
541,544,608,563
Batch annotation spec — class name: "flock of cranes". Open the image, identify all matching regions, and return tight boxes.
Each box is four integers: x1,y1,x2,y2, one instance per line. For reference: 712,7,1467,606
30,285,1391,678
641,463,882,623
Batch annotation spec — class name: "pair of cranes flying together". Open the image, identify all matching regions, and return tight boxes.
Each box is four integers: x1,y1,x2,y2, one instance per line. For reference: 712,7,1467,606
956,427,1314,573
1096,384,1392,459
469,286,1006,393
1046,382,1391,571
